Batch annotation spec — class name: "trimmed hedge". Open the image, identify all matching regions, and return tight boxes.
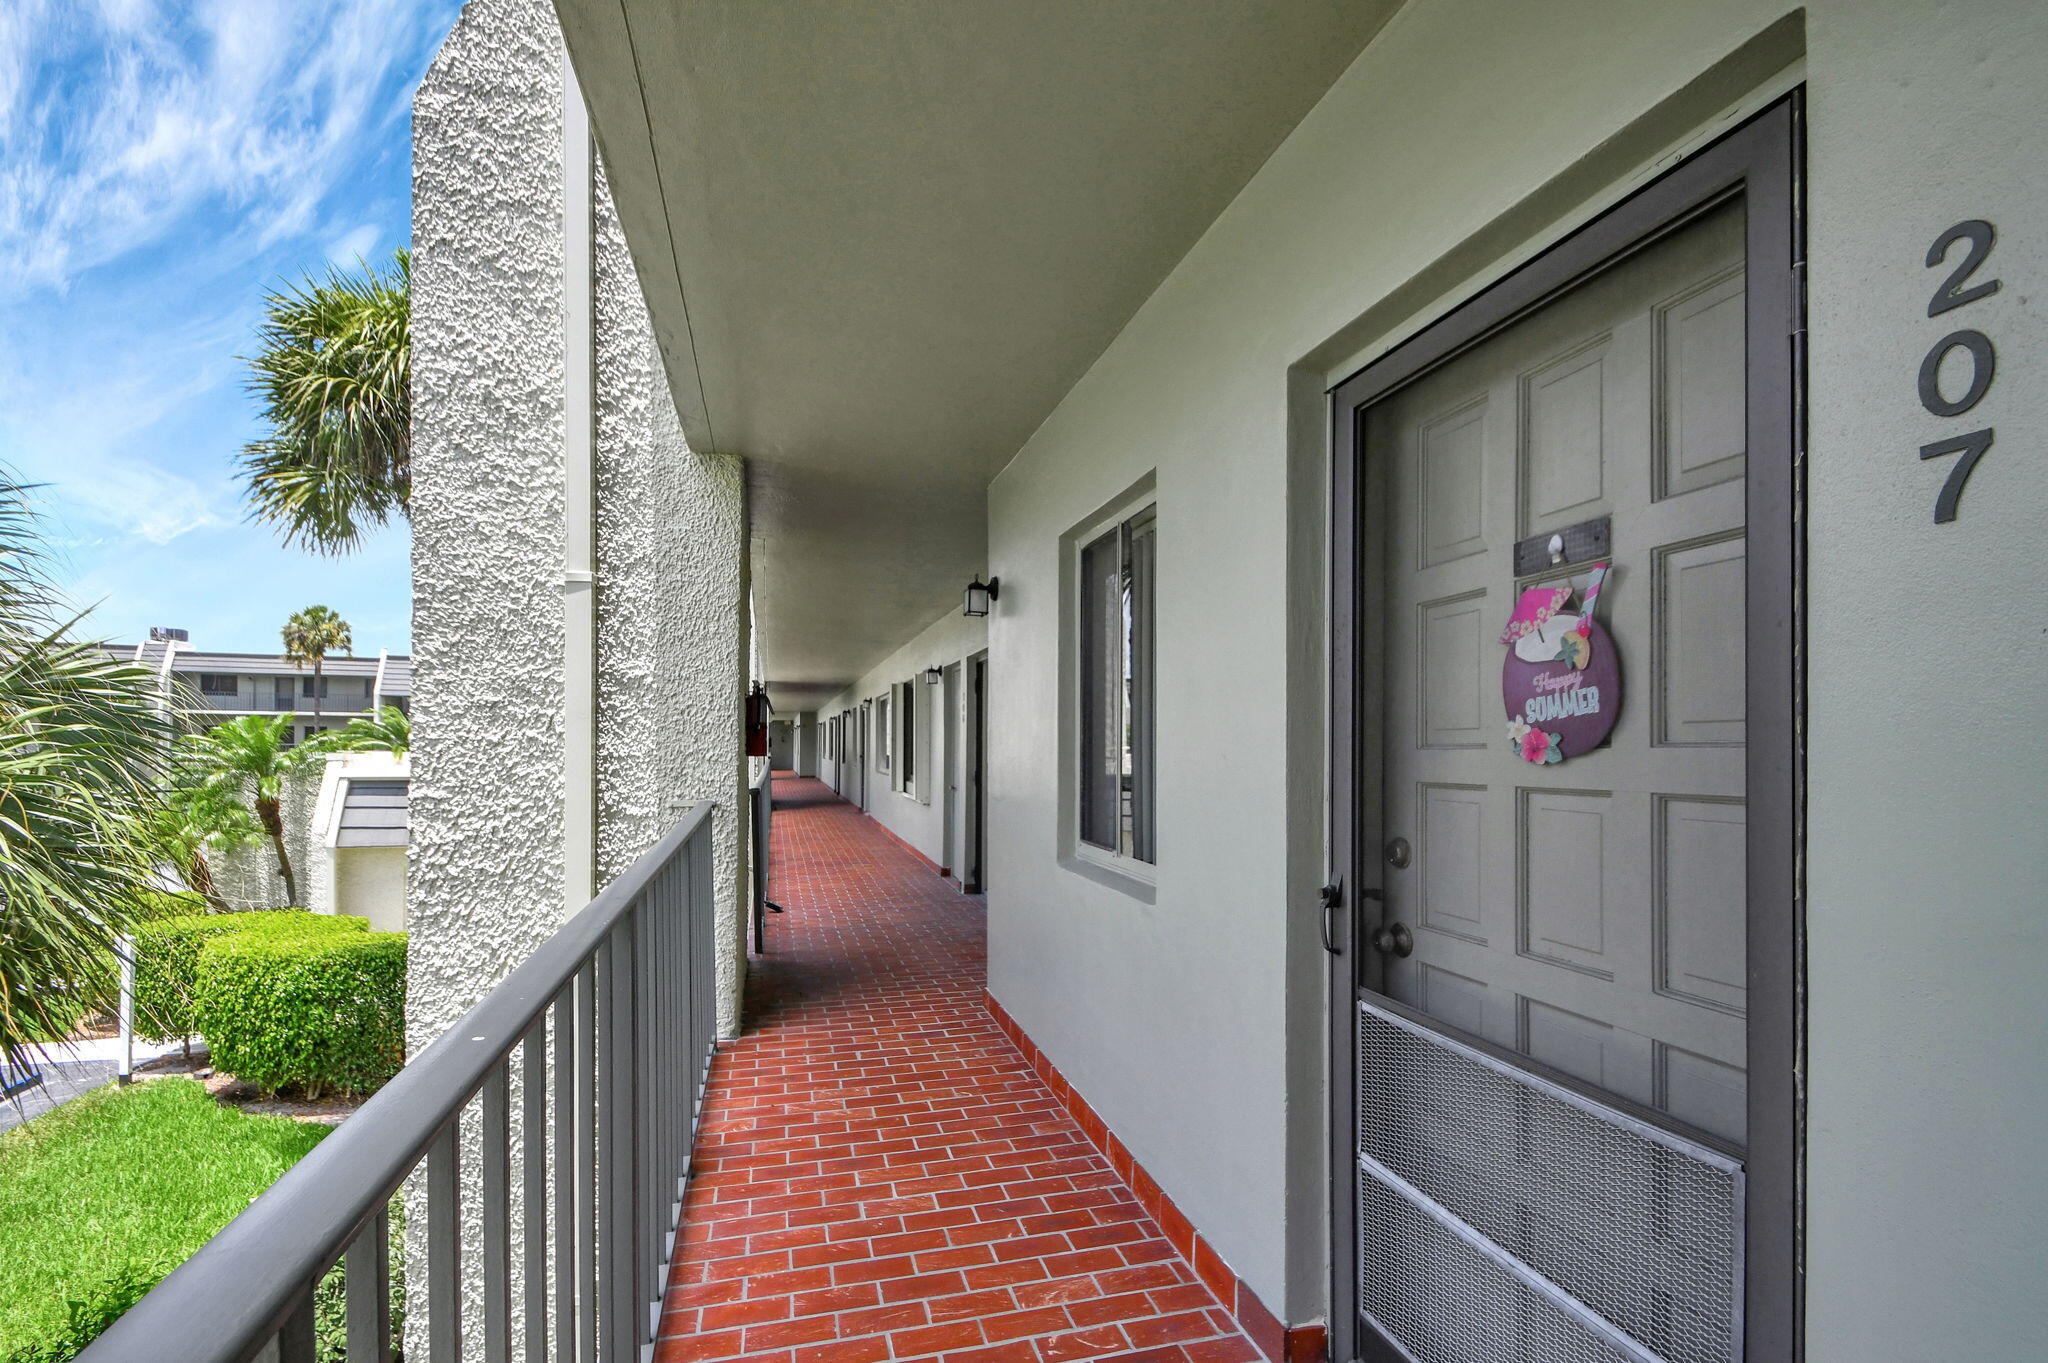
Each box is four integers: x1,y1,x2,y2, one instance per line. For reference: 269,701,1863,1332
193,929,406,1098
133,910,365,1044
19,894,209,1043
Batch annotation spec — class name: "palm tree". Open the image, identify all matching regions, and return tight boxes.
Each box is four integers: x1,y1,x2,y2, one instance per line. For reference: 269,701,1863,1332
281,605,351,724
236,250,410,554
318,704,409,758
148,774,262,911
178,715,317,906
0,479,169,1065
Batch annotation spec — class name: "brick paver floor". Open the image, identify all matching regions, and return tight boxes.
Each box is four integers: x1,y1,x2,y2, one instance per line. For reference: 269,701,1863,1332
656,775,1260,1363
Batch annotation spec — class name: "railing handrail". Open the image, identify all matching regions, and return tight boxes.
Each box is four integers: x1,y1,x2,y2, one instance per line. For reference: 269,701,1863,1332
79,799,719,1362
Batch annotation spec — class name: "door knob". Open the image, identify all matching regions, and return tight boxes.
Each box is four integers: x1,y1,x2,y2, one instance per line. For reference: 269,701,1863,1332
1385,837,1411,869
1370,922,1414,958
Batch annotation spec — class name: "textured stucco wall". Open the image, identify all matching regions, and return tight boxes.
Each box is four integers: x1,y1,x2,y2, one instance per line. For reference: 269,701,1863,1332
409,4,566,1350
408,0,750,1349
593,161,749,1037
411,0,569,1050
411,0,753,1040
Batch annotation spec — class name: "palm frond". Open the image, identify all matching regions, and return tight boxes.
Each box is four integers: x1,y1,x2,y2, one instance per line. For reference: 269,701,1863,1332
0,480,170,1063
307,705,409,758
175,715,320,905
236,250,410,555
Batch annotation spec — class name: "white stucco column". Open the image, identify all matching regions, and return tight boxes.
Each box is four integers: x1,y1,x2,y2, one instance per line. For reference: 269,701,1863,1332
408,0,749,1349
410,0,747,1063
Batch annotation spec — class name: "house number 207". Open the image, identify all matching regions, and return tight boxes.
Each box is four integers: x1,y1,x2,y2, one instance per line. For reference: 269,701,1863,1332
1918,220,2002,523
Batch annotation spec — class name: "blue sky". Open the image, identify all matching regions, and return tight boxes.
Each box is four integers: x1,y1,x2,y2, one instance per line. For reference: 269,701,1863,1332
0,0,464,655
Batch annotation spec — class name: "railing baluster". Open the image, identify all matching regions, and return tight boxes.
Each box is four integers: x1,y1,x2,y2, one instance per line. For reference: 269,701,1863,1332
522,1024,548,1363
659,860,674,1240
601,923,642,1359
596,936,618,1361
482,1061,512,1363
428,1123,462,1361
346,1208,392,1363
636,895,659,1334
650,863,670,1296
669,850,686,1214
552,988,576,1363
575,960,597,1363
275,1284,317,1363
693,818,717,1122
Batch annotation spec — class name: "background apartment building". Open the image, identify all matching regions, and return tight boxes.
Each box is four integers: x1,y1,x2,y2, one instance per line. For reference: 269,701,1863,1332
109,634,413,743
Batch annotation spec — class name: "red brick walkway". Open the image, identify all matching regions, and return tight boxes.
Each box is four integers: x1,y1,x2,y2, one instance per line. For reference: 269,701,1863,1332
656,776,1260,1363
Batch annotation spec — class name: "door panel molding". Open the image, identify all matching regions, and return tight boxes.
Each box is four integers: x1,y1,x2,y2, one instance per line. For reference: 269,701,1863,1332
1328,94,1802,1363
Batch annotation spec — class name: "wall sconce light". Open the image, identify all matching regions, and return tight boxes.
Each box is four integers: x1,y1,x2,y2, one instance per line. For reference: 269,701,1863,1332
924,667,944,684
963,575,999,617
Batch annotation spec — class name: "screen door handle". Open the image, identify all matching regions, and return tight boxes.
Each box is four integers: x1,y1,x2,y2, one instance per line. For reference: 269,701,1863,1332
1319,879,1345,954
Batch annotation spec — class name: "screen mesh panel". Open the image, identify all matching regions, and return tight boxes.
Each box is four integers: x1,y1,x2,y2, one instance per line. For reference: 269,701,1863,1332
1357,1002,1742,1363
1361,1169,1640,1363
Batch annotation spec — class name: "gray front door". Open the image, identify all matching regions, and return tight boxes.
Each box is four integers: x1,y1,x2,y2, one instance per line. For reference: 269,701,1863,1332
1329,100,1801,1363
1376,198,1748,1143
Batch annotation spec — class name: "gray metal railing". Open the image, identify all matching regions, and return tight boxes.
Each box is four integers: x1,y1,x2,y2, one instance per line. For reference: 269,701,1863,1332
79,800,721,1363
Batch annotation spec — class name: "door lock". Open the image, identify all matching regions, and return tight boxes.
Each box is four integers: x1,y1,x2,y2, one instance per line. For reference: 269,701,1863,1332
1370,922,1414,958
1385,837,1412,869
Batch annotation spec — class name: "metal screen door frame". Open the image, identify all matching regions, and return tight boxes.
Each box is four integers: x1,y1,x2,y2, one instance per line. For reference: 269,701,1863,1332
1326,95,1803,1363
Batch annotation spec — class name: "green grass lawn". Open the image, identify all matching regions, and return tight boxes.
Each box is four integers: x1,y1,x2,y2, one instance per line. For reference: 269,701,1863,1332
0,1078,328,1361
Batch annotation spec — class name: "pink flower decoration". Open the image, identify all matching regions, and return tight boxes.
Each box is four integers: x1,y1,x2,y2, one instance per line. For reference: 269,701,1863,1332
1500,585,1573,645
1520,728,1553,764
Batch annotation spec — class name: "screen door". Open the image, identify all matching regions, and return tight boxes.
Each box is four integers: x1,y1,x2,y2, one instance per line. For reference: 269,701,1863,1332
1328,100,1800,1363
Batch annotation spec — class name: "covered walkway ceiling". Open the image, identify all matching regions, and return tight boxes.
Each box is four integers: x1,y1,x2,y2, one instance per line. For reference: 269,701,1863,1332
556,0,1399,710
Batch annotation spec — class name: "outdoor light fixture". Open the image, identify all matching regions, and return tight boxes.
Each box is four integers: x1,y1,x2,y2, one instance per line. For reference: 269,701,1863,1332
963,576,999,617
924,667,943,684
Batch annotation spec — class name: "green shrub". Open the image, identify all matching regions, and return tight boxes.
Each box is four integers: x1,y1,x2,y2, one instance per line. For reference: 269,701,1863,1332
194,930,405,1098
14,894,205,1043
133,911,365,1044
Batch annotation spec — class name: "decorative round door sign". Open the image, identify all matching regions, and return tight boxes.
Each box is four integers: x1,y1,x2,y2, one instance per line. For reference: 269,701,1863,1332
1500,563,1619,764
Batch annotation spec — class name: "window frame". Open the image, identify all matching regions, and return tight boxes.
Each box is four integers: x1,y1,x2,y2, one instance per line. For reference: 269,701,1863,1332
874,692,893,773
1067,490,1158,884
899,679,918,797
196,672,239,697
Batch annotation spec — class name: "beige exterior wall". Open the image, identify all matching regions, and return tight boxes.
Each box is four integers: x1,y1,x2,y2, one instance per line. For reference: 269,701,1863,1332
817,606,988,872
979,1,2048,1354
334,847,407,935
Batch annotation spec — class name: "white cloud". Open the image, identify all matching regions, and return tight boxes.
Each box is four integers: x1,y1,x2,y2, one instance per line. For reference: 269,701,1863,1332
0,289,254,546
326,222,380,265
0,0,440,295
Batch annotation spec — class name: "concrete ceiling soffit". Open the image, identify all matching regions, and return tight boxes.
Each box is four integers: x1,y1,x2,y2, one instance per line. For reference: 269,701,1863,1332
553,0,717,454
